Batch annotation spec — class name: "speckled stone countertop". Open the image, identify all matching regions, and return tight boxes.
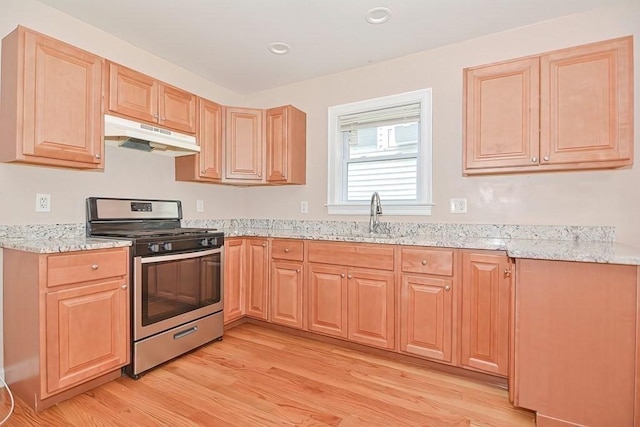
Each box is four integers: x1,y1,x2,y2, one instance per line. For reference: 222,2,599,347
1,220,639,265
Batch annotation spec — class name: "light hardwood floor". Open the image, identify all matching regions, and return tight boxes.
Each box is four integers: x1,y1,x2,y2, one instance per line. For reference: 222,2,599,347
0,323,535,426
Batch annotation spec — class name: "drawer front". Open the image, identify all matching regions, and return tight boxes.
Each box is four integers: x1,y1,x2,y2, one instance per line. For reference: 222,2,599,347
47,248,129,288
401,248,454,276
271,239,304,261
308,241,394,270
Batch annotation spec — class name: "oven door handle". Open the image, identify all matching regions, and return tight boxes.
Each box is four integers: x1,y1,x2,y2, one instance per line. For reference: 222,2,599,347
138,247,222,264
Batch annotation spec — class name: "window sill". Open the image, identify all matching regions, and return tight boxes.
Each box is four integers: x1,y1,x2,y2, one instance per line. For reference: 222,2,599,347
327,204,433,216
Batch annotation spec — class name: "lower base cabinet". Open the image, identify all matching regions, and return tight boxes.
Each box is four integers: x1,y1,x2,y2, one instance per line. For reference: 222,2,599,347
270,261,304,329
224,238,246,324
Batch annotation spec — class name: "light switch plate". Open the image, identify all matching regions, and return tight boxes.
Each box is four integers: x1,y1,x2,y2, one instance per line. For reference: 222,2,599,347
300,201,308,214
450,198,467,214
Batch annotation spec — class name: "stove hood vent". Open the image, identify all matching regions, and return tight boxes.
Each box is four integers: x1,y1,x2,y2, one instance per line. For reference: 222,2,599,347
104,115,200,157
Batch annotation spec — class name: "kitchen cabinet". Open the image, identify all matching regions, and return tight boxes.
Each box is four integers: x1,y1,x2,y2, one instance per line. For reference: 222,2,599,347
175,98,223,182
245,238,269,320
464,36,633,175
514,259,637,427
399,248,456,364
0,26,104,169
266,105,307,184
307,241,395,349
460,251,511,377
3,247,129,410
224,107,265,181
106,61,197,134
270,239,304,329
223,238,246,324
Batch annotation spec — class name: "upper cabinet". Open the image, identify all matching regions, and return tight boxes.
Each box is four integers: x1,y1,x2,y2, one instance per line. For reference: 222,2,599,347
266,105,306,184
224,107,265,181
106,61,197,134
0,26,104,169
463,36,633,175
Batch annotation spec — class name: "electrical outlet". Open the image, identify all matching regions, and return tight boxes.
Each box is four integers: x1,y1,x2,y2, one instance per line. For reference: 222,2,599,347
36,193,51,212
196,200,204,212
300,201,308,214
449,198,467,214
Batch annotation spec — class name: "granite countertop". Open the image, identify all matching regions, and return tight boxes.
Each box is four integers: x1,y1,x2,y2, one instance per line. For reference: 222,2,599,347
0,237,132,254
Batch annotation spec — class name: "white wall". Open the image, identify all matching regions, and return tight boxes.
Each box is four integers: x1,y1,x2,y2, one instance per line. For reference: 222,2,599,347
240,1,640,246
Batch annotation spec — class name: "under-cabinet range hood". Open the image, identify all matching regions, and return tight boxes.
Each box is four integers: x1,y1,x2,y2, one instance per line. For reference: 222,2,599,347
104,115,200,157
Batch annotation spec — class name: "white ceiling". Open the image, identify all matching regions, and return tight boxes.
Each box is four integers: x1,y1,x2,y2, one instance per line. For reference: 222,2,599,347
36,0,629,94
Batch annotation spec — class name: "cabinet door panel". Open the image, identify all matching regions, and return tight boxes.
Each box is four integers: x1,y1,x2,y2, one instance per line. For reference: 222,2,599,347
158,84,196,134
270,261,303,329
461,252,510,376
400,275,453,363
223,239,245,323
245,239,269,320
199,99,222,179
225,107,264,181
540,37,633,165
307,264,347,338
108,62,157,124
22,30,103,166
45,279,129,396
266,106,287,182
464,57,539,171
348,269,395,349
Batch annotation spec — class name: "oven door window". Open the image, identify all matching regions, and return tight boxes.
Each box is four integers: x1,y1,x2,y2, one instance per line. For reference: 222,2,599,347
141,253,221,326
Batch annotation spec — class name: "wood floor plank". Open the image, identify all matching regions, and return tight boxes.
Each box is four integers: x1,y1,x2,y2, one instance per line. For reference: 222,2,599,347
2,323,535,426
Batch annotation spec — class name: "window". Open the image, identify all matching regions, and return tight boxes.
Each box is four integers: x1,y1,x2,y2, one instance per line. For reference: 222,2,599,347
327,89,433,215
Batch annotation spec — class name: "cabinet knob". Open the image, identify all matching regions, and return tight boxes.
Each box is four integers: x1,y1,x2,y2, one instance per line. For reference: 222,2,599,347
284,248,289,253
201,170,206,174
531,157,538,163
95,153,101,159
91,264,99,270
504,269,512,278
296,269,300,273
121,284,128,290
421,259,427,266
161,116,166,121
262,243,266,247
347,274,352,279
445,285,451,291
340,273,345,278
153,114,159,119
258,174,262,178
543,156,549,161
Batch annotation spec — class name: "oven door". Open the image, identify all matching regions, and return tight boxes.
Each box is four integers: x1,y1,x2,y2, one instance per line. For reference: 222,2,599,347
133,247,223,341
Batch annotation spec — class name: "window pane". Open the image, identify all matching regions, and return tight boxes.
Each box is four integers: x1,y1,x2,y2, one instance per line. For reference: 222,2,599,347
347,157,417,201
345,122,418,160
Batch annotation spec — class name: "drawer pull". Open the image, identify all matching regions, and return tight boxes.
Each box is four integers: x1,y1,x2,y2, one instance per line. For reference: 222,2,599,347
284,248,289,253
445,285,451,291
121,284,128,290
91,264,99,270
174,326,198,340
262,243,266,247
421,259,427,266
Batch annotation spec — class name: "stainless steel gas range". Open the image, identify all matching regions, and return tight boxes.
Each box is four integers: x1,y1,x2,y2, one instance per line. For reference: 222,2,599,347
86,197,224,378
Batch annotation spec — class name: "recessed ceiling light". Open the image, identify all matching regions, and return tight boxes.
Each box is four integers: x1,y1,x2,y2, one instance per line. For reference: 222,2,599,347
268,42,291,55
365,7,392,25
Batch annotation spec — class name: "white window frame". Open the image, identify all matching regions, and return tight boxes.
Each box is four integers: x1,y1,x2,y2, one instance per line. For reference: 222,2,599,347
327,89,433,215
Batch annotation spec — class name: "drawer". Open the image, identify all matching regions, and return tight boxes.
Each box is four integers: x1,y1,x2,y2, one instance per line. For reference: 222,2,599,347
271,239,304,261
308,241,394,270
401,247,454,276
47,248,129,288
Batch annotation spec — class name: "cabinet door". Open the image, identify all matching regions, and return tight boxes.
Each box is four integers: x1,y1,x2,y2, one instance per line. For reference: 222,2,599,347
464,57,540,172
347,268,395,349
400,275,453,363
158,83,196,134
224,107,264,181
223,239,245,323
1,27,104,168
107,62,158,124
245,239,269,320
270,261,304,329
198,99,223,179
307,264,348,338
266,105,306,184
540,37,633,166
45,279,129,397
461,252,511,376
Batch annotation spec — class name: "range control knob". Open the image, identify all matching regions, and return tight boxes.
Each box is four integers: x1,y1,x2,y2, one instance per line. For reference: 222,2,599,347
163,242,173,251
200,238,209,247
208,237,218,247
148,243,160,253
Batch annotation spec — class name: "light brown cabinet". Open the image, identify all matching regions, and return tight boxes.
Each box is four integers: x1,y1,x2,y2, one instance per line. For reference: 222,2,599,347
307,263,348,338
106,61,197,134
175,98,223,182
224,107,265,182
464,36,633,175
460,251,511,377
0,26,104,169
270,239,304,329
223,238,246,324
266,105,306,184
3,247,129,410
399,247,456,364
514,259,637,427
245,238,269,320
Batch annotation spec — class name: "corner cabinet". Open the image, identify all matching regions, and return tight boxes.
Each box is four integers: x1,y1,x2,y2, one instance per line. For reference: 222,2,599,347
266,105,307,184
0,26,104,169
106,61,197,134
3,247,130,411
464,36,633,175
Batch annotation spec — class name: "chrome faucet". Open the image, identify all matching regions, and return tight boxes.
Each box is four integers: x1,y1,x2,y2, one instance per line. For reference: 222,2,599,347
369,191,383,234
